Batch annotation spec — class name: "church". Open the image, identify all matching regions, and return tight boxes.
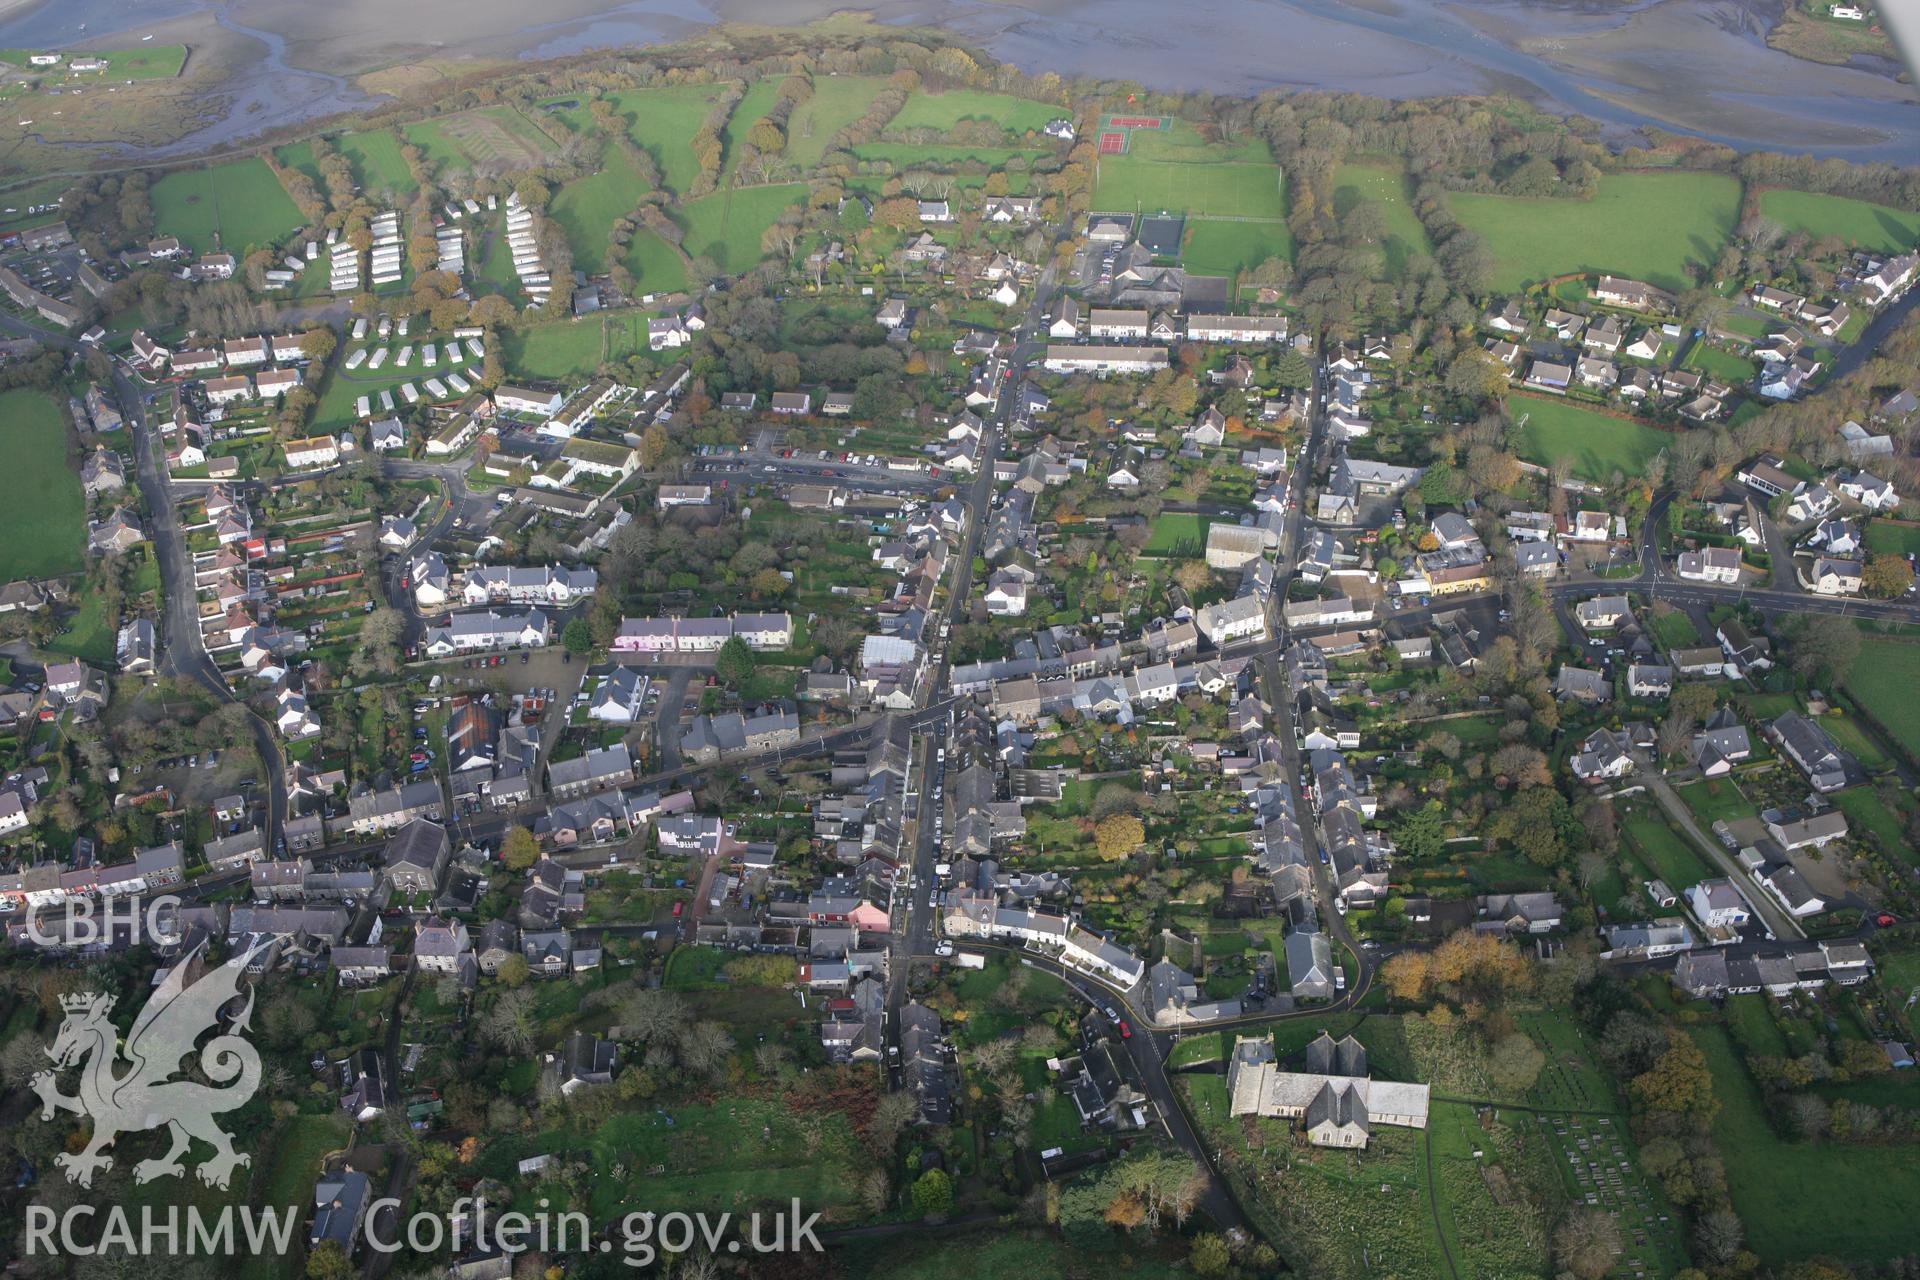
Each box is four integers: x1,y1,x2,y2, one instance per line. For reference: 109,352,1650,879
1226,1031,1431,1148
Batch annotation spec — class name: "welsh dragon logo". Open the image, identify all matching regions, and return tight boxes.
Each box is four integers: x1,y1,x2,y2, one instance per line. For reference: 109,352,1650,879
31,941,266,1189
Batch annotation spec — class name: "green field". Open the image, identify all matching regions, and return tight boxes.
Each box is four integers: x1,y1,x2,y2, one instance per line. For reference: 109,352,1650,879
1512,395,1671,482
152,157,305,255
1094,156,1286,221
720,78,781,181
555,84,731,194
890,88,1061,136
1758,189,1920,254
0,390,87,581
677,182,808,273
549,146,651,274
623,228,689,296
1865,521,1920,558
782,76,888,168
1450,172,1741,293
1694,1024,1920,1266
1182,218,1294,277
1332,161,1432,277
337,128,413,196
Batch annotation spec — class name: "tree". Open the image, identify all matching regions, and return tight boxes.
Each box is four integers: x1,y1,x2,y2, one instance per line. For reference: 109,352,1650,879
1791,612,1860,684
1188,1234,1231,1276
1630,1033,1719,1119
501,826,540,872
1863,553,1914,598
1093,813,1145,861
496,954,530,987
1173,559,1212,593
909,1168,953,1218
562,618,593,654
714,636,757,689
306,1241,352,1280
1554,1206,1623,1280
1692,1206,1745,1265
1380,951,1431,1002
1489,1032,1546,1094
1445,348,1509,403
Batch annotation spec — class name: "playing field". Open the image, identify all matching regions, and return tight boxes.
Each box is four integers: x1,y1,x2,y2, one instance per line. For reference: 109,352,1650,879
1182,218,1294,277
151,157,304,255
1449,172,1741,293
1512,394,1671,482
1757,188,1920,254
1332,161,1432,278
0,390,86,580
890,89,1060,135
1095,157,1286,221
549,146,651,274
554,84,731,194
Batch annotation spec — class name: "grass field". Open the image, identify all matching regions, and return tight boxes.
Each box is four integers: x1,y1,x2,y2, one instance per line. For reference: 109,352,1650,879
1846,637,1920,762
0,175,73,230
1450,172,1741,293
1674,778,1758,828
1865,521,1920,558
1512,395,1672,482
1683,339,1759,385
781,76,887,168
1183,218,1294,277
555,84,730,194
337,128,413,196
1141,511,1213,556
1694,1024,1920,1265
677,182,808,273
1623,814,1714,889
890,88,1061,135
720,78,781,182
1332,161,1432,278
504,318,611,381
549,146,650,274
0,390,86,580
850,142,1043,169
624,229,690,296
403,106,552,175
152,157,304,255
1758,189,1920,253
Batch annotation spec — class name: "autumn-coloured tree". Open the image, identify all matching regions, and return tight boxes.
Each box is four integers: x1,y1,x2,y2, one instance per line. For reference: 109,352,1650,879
1093,813,1145,861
